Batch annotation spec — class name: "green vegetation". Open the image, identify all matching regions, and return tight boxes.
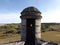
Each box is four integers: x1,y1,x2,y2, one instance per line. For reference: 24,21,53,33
0,23,21,34
41,23,60,44
0,23,60,43
41,23,60,32
0,23,21,43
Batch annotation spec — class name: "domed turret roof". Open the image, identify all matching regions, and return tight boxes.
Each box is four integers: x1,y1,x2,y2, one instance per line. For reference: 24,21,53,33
20,6,42,19
21,6,41,14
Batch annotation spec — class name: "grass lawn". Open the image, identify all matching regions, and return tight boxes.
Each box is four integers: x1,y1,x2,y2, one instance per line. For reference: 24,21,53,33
42,31,60,44
0,31,60,44
0,34,21,43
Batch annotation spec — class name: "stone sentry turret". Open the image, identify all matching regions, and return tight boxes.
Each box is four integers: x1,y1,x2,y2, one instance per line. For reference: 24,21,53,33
20,6,42,45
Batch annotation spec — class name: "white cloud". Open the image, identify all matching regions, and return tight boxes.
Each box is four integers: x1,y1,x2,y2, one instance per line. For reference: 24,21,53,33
41,9,60,23
41,0,60,23
0,12,21,23
54,0,60,2
0,9,60,23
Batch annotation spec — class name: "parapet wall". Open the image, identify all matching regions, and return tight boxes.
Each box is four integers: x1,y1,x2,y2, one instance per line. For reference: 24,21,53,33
0,40,58,45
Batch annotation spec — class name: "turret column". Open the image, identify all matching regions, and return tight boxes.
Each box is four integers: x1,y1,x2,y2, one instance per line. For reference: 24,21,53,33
20,6,42,45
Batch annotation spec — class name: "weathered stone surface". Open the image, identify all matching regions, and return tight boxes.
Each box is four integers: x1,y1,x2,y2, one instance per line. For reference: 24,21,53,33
0,41,25,45
20,7,42,19
21,7,41,14
0,40,59,45
21,19,26,41
20,6,42,45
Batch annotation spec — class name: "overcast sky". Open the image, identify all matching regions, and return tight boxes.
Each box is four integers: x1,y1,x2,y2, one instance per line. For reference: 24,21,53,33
0,0,60,23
